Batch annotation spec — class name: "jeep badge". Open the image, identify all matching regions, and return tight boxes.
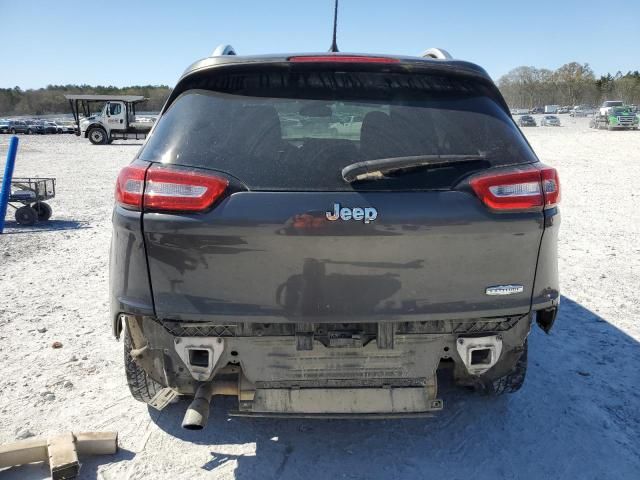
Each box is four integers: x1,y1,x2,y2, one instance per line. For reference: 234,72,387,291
326,203,378,223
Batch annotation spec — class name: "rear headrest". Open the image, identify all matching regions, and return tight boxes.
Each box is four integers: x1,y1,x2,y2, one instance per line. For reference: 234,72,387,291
230,105,282,157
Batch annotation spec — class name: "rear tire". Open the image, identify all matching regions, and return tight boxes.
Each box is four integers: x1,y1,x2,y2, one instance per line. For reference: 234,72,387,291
478,341,528,395
32,202,52,221
15,206,38,226
124,326,163,403
88,127,108,145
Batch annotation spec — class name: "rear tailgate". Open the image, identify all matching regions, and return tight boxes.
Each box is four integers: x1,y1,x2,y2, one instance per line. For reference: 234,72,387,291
144,190,542,322
137,63,546,323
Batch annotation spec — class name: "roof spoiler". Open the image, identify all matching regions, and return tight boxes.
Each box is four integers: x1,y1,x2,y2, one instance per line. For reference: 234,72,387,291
211,44,237,57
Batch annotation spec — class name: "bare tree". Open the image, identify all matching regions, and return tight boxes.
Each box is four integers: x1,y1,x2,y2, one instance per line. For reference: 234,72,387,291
498,63,640,109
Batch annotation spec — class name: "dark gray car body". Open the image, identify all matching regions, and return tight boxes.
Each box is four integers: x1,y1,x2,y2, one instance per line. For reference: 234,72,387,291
110,52,559,417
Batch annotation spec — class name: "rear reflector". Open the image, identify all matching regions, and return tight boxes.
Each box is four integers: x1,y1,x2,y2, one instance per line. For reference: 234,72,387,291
540,166,561,207
115,163,228,212
289,55,400,64
469,165,560,212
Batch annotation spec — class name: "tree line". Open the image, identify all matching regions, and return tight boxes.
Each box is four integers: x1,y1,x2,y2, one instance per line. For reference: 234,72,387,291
0,85,172,116
498,62,640,109
2,63,640,116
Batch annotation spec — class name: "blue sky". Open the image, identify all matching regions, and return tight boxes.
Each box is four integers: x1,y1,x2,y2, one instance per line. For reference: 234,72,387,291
1,0,638,89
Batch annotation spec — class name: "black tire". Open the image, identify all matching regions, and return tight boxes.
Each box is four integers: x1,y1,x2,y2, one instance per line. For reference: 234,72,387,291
88,127,108,145
124,326,163,403
26,128,32,135
32,202,52,221
478,342,528,395
15,206,38,226
10,128,16,134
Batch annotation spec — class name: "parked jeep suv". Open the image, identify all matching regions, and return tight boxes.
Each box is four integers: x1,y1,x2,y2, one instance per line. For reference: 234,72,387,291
111,50,560,427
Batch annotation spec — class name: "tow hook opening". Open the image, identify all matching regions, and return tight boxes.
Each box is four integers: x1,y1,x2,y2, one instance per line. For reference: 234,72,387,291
470,348,492,366
189,349,210,368
174,337,225,381
456,335,503,375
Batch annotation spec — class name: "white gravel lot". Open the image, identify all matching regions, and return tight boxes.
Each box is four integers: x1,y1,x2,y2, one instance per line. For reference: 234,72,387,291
0,117,639,479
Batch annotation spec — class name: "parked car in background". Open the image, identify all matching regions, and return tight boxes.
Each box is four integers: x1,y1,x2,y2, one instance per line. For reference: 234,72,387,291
518,115,537,127
56,121,77,133
530,107,543,114
1,120,29,134
0,119,11,133
541,115,561,126
43,121,60,134
571,106,596,117
24,120,45,134
558,107,570,114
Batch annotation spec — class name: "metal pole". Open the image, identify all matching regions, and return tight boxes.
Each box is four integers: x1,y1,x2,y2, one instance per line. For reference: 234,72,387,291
0,136,19,234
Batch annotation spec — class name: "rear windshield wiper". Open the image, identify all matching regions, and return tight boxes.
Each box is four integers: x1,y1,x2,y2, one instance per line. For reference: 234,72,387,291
341,154,487,183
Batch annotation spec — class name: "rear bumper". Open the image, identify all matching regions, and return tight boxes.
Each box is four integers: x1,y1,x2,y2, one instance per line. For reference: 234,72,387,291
122,312,532,414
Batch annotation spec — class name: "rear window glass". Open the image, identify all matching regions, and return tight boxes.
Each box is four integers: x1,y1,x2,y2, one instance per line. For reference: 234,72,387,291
139,70,537,191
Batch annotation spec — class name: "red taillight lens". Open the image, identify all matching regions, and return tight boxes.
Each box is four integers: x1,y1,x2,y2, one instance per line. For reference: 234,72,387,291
115,164,228,212
144,166,228,212
115,164,146,209
288,55,400,64
469,165,560,212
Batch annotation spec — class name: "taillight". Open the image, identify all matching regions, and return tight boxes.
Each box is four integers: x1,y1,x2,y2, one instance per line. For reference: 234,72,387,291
288,55,399,64
540,166,560,207
115,164,146,209
469,164,560,212
115,163,228,212
144,166,228,212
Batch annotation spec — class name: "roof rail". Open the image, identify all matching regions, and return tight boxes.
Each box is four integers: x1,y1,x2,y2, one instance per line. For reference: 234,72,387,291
422,48,453,60
211,44,237,56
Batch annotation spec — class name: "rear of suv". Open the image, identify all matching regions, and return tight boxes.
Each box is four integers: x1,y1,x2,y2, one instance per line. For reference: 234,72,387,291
110,50,560,428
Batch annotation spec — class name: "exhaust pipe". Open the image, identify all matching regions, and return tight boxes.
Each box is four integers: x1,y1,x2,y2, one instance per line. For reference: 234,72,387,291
182,380,238,430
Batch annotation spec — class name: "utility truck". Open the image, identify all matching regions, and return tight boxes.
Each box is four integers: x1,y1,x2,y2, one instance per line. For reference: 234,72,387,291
65,94,155,145
590,101,639,130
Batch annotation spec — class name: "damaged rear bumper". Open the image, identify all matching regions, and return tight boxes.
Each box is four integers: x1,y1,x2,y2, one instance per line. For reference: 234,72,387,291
122,313,532,416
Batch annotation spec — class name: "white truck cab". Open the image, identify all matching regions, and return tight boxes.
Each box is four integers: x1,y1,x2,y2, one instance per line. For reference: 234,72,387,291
65,94,155,145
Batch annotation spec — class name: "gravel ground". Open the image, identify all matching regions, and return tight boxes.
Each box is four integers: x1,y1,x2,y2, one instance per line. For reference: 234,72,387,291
1,117,639,479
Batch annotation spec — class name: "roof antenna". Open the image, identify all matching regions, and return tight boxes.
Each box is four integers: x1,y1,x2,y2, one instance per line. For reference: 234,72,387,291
328,0,339,52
